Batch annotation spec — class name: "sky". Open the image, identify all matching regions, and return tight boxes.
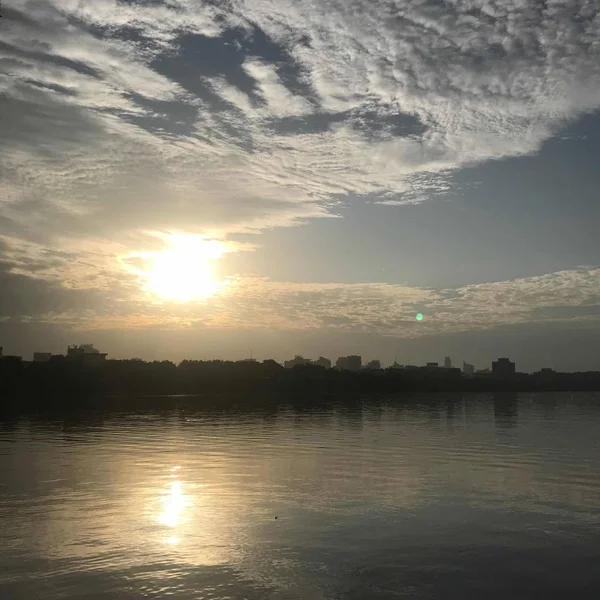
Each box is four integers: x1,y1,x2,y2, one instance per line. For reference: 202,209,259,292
1,0,600,371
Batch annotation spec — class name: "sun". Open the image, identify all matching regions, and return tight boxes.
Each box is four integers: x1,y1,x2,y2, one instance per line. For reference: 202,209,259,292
144,235,224,302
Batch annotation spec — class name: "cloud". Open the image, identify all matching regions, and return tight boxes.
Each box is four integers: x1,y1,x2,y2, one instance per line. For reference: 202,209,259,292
1,0,600,339
0,260,110,319
3,234,600,343
218,267,600,336
1,1,599,251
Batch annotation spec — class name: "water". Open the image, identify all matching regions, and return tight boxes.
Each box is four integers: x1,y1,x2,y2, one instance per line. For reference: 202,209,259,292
1,393,599,599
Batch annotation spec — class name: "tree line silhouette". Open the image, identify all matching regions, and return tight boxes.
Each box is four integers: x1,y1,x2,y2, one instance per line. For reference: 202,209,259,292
2,356,600,412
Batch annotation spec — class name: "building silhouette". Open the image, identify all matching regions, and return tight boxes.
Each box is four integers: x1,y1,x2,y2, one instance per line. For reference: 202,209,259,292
284,355,333,369
67,344,107,365
284,355,312,368
462,361,475,375
313,356,332,369
532,368,558,386
364,359,382,370
492,357,516,377
0,354,22,363
336,355,362,372
444,356,452,369
33,352,52,363
0,346,23,362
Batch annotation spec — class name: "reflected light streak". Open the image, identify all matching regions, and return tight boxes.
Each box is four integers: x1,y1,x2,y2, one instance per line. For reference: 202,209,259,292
159,479,187,528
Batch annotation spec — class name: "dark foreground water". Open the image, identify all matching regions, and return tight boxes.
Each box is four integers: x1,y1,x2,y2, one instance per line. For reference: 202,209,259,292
1,393,599,599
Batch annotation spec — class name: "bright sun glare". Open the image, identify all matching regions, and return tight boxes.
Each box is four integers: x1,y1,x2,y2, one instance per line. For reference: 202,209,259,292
159,479,186,528
144,235,224,303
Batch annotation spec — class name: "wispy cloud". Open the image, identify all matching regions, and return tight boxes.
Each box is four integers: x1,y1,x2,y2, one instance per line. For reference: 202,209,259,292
2,1,600,250
3,241,599,339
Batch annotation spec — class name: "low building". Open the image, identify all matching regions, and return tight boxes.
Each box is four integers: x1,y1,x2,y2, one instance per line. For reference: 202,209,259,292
0,355,22,363
33,352,52,363
400,364,462,381
364,359,382,370
336,355,362,372
533,368,557,383
426,362,439,368
284,355,312,368
313,356,332,369
67,344,107,365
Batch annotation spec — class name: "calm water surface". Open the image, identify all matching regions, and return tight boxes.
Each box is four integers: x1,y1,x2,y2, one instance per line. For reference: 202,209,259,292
1,393,599,599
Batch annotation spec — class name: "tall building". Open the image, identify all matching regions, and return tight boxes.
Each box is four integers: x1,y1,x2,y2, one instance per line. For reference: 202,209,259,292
492,357,516,377
336,355,362,372
444,356,452,369
462,361,475,375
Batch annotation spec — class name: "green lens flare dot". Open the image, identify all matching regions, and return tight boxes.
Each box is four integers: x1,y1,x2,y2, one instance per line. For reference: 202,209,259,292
416,313,424,321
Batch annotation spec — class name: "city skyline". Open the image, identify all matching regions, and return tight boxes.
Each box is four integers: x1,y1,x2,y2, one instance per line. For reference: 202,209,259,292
0,341,566,376
2,2,600,372
0,320,598,373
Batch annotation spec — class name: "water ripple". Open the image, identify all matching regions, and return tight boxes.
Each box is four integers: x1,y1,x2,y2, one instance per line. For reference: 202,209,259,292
0,393,599,599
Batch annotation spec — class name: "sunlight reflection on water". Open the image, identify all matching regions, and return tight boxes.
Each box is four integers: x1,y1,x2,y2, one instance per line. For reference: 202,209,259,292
159,479,187,528
0,393,599,599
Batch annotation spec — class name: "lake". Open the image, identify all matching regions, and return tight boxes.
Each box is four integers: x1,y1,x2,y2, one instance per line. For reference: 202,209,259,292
1,393,599,599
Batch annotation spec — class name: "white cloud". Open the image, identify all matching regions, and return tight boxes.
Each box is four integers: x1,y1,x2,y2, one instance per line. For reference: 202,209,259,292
243,59,313,116
3,235,599,339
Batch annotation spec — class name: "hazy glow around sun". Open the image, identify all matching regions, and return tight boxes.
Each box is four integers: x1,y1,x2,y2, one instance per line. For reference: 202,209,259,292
143,234,227,303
